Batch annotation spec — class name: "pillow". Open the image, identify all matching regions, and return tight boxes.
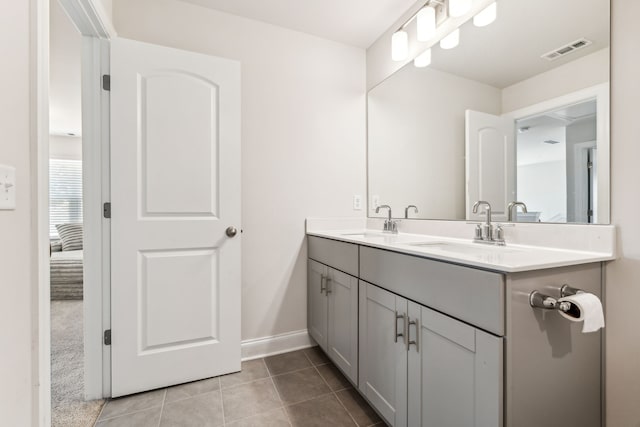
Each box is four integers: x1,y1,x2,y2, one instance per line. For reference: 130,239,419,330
55,223,83,251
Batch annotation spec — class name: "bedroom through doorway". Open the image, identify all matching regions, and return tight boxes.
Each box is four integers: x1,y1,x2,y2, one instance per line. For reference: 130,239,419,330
49,1,105,425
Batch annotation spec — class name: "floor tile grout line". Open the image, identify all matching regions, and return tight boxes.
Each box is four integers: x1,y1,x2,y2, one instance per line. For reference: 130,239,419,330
312,363,359,426
156,389,167,427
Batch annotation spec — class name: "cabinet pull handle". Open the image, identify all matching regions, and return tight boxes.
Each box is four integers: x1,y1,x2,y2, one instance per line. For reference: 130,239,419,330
320,274,326,294
325,278,332,295
407,318,419,352
394,311,406,343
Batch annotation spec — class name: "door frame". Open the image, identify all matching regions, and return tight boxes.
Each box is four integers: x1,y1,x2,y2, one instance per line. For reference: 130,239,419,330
33,0,114,424
503,83,610,224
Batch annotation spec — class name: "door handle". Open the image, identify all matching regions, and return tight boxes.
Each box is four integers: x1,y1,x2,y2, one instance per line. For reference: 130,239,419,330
325,278,332,295
394,311,406,343
407,317,419,352
226,226,238,237
320,274,327,294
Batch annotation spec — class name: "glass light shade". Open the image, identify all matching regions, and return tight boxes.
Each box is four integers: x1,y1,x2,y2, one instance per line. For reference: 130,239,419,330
417,7,436,41
474,2,497,27
449,0,472,17
440,29,460,49
391,30,409,61
414,48,432,68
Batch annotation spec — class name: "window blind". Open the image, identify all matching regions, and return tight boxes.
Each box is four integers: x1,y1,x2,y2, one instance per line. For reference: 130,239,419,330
49,159,83,238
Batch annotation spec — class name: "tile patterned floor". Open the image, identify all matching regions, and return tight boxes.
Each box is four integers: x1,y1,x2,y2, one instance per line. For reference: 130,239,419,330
94,347,385,426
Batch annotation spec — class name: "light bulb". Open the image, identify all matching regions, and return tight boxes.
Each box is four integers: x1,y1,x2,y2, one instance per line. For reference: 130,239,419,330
417,7,436,42
440,29,460,49
449,0,472,17
414,48,432,68
474,2,497,27
391,30,409,61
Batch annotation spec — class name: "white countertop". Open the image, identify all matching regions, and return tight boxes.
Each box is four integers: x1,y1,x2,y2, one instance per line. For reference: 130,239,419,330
307,228,615,273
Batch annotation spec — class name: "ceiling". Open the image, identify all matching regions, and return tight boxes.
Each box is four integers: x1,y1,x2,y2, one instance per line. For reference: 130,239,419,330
423,0,610,89
50,0,82,136
178,0,418,48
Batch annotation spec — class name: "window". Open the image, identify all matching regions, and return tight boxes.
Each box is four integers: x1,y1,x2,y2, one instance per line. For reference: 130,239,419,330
49,159,83,238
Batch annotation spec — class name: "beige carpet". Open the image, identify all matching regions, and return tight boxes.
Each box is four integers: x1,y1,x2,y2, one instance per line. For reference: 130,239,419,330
51,301,104,427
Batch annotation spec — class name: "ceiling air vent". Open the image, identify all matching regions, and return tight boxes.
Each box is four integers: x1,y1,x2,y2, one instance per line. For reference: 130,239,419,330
541,38,593,61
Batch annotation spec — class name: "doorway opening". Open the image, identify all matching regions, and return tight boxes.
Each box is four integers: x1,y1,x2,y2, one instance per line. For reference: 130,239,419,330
49,1,105,424
515,98,597,223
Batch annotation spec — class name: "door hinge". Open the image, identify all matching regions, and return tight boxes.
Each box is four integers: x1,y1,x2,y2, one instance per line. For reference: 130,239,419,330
103,202,111,218
104,329,112,346
588,161,593,169
102,74,111,91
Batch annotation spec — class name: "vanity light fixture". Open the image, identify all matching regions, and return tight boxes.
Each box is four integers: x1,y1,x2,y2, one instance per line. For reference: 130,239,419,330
440,28,460,49
416,6,437,41
414,48,432,67
449,0,472,17
392,30,409,61
473,2,497,27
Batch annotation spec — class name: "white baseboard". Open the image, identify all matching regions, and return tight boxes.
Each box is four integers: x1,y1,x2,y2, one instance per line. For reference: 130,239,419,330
241,329,314,361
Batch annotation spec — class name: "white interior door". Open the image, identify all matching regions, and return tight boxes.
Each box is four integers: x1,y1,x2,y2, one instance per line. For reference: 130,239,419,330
465,110,516,221
110,38,241,397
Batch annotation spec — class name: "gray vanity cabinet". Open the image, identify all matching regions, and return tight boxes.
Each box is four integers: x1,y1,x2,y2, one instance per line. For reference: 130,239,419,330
307,237,359,384
359,280,502,427
407,302,503,427
308,235,602,427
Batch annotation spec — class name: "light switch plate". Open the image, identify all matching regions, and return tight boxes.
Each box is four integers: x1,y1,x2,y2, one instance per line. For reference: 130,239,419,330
0,165,16,210
353,195,362,210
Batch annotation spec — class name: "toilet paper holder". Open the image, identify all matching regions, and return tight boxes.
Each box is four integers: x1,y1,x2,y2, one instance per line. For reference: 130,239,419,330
529,284,581,312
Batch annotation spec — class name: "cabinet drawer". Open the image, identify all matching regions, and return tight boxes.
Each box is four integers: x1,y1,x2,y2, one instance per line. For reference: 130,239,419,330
308,236,358,277
360,246,505,336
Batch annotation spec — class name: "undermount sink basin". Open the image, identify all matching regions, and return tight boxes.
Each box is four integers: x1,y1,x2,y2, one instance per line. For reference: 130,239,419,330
408,241,523,256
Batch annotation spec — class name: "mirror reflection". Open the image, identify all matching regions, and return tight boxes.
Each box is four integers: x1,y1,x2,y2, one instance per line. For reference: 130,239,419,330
368,0,610,224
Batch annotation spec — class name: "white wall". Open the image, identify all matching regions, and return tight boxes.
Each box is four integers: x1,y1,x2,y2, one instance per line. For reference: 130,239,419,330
113,0,366,341
518,161,567,222
0,0,34,425
49,134,82,160
49,0,82,135
502,48,609,113
606,1,640,424
368,65,501,219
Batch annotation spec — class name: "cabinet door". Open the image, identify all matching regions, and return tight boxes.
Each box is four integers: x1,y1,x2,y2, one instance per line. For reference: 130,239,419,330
407,303,503,427
327,268,358,384
308,259,328,351
359,281,408,427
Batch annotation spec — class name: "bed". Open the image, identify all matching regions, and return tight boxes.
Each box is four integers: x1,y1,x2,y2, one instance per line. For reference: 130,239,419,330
50,225,84,300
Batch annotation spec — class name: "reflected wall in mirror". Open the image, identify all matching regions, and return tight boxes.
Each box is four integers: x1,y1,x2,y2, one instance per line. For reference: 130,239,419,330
368,0,610,224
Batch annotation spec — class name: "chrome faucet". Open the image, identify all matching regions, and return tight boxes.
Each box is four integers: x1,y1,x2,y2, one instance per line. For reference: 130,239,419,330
472,200,505,245
375,205,398,234
507,201,528,222
404,205,418,219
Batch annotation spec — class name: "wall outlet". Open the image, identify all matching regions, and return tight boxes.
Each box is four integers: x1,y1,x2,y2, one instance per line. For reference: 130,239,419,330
353,195,362,210
372,195,380,211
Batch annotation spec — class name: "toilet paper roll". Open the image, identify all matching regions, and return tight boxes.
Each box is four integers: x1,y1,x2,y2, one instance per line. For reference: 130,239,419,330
557,292,605,333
